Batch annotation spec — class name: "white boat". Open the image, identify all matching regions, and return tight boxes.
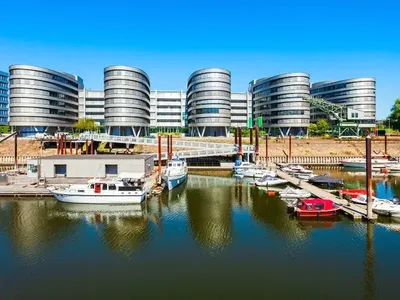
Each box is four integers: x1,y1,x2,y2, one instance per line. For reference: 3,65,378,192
341,155,399,169
385,164,400,173
255,175,288,187
241,168,276,178
351,194,400,217
293,172,316,180
48,173,149,204
233,161,257,174
281,165,313,174
280,186,311,199
163,158,188,190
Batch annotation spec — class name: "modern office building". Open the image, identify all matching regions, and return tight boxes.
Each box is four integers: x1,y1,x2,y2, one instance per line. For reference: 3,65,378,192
187,68,231,137
78,89,105,126
104,66,150,137
310,78,376,126
231,92,252,128
250,73,310,136
150,90,186,132
9,65,81,136
0,71,8,125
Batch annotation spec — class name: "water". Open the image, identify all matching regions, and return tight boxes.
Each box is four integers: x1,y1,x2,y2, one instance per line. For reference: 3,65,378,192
0,172,400,299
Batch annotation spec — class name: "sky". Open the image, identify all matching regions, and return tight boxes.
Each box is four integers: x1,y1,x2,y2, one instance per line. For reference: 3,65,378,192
1,0,399,119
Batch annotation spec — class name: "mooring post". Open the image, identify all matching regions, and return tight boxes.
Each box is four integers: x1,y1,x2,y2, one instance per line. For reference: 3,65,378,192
75,142,78,155
289,134,292,163
384,134,388,154
234,127,238,145
158,135,162,180
91,139,94,155
238,127,243,161
56,135,60,155
69,139,72,155
85,140,88,155
250,128,253,145
366,135,373,220
60,135,63,155
63,135,66,155
255,126,259,162
265,134,269,163
14,132,18,170
170,135,173,159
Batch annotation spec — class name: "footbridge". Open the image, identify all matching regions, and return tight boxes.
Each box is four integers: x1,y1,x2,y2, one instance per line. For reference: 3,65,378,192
78,133,255,160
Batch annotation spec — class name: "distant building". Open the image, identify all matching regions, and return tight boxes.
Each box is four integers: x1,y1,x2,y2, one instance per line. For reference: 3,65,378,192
78,89,105,126
104,66,150,137
310,78,376,127
0,71,8,125
231,92,252,129
187,68,231,137
250,73,310,136
8,65,82,136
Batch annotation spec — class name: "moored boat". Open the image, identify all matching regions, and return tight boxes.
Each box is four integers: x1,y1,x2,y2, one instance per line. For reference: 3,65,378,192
280,186,311,199
341,154,399,169
163,158,188,191
292,198,341,217
339,189,375,199
309,174,344,187
241,168,276,178
48,173,149,204
254,175,288,187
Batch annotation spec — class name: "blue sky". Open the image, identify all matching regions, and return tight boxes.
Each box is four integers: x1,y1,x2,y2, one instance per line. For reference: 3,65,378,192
1,0,399,119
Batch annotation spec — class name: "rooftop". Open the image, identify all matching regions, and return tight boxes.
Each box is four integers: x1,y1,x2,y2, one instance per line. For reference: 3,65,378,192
40,154,155,160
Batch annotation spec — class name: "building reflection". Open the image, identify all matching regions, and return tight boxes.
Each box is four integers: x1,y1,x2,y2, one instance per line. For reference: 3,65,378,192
0,200,79,260
53,203,152,256
186,177,233,254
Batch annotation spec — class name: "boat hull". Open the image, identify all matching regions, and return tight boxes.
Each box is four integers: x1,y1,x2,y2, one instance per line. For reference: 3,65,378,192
51,192,146,204
255,179,288,187
167,174,187,191
295,207,340,217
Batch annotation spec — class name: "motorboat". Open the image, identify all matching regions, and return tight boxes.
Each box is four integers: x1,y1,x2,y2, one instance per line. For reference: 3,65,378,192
233,161,258,174
293,172,316,180
48,173,150,204
339,189,375,199
254,175,288,187
291,198,341,217
308,174,344,187
163,158,188,190
341,154,399,169
350,195,400,217
241,168,276,178
279,186,311,199
281,165,313,174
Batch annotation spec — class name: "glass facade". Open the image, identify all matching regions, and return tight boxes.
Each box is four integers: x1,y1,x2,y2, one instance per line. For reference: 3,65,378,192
0,71,9,125
250,73,310,136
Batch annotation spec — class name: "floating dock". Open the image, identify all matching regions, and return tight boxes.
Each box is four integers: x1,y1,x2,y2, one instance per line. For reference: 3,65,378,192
275,167,377,220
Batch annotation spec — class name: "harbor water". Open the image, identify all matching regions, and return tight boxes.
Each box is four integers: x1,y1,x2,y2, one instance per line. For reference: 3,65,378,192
0,171,400,299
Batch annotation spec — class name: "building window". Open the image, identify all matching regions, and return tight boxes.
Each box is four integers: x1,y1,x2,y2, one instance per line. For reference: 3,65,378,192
105,164,118,176
54,164,67,177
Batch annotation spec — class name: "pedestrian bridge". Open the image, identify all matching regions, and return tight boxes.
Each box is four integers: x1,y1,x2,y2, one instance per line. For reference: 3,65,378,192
78,133,255,160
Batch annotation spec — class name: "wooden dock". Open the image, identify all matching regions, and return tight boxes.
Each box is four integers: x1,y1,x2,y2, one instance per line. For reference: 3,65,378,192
275,169,377,220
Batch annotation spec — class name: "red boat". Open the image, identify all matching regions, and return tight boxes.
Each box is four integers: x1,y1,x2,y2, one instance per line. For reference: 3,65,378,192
294,199,341,217
339,189,375,199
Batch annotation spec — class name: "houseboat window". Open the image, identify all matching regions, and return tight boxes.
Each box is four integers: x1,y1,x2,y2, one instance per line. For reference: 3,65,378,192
105,165,118,176
54,164,67,177
118,186,138,191
168,163,172,167
109,184,116,190
102,184,108,190
314,203,324,210
78,190,84,193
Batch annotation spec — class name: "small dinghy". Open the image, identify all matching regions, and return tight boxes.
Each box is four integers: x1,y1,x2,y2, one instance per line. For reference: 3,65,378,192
280,186,311,199
254,175,288,187
152,185,165,195
290,198,341,217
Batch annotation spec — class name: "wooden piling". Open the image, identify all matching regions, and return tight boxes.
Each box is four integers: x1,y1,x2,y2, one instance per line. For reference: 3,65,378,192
384,134,388,154
14,132,18,170
75,142,78,155
265,134,269,163
56,135,60,155
366,135,373,220
158,135,162,178
69,140,72,155
91,139,94,155
255,126,259,162
250,128,253,145
170,135,173,159
238,128,243,161
85,140,88,155
234,127,238,145
289,134,292,163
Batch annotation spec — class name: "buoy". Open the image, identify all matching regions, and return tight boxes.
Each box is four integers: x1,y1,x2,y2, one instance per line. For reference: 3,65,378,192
267,191,276,196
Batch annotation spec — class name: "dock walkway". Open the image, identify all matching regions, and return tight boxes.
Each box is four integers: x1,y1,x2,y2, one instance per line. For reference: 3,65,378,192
275,168,377,220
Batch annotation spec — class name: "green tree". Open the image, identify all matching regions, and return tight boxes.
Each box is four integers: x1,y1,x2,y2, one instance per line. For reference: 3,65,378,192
388,98,400,130
316,119,329,135
308,123,318,136
74,118,99,132
0,125,11,134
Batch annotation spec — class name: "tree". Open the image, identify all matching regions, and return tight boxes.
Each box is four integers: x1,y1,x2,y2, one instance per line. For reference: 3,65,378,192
74,118,99,132
316,119,329,135
308,123,318,136
388,98,400,130
0,125,11,134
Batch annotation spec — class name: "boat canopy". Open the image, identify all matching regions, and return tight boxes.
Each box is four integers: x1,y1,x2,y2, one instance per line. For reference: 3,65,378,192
309,174,343,185
297,199,336,210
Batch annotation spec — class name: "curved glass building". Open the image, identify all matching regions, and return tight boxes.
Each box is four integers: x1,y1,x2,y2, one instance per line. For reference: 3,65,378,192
9,65,81,136
311,78,376,126
104,66,150,136
187,68,231,137
250,73,310,136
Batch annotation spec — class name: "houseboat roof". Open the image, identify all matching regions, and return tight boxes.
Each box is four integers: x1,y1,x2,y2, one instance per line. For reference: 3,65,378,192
40,154,154,160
